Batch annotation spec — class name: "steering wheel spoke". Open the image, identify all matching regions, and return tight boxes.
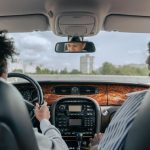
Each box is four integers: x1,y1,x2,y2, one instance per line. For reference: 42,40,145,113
30,97,39,104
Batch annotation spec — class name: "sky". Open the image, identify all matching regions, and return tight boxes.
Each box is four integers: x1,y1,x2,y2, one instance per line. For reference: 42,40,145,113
8,31,150,71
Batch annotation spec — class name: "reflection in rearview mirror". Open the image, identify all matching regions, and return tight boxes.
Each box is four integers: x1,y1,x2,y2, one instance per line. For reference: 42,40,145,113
66,42,86,52
55,41,96,53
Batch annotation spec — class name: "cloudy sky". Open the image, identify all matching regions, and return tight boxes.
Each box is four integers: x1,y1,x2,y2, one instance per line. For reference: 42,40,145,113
8,31,150,71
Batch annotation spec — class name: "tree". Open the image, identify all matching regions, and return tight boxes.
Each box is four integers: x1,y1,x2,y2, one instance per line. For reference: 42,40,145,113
60,67,68,74
100,62,117,75
70,69,81,74
36,66,51,74
36,66,42,74
95,62,149,76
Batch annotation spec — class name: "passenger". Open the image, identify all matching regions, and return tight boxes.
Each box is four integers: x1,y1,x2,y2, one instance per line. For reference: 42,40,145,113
66,42,86,52
0,30,69,150
89,42,150,150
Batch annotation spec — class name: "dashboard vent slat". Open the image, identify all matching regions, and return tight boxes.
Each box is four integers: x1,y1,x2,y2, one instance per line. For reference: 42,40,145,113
52,86,99,95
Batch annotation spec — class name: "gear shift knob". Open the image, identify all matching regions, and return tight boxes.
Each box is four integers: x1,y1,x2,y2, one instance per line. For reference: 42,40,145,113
76,133,83,150
76,132,83,141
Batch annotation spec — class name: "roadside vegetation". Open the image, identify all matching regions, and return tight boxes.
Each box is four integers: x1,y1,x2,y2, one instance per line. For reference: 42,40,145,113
30,62,148,76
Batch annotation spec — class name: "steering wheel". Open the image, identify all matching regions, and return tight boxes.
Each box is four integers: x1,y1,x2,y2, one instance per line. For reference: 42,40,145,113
8,72,44,119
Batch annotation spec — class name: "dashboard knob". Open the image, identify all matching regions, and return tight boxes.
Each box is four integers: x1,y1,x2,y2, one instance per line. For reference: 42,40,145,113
59,105,66,111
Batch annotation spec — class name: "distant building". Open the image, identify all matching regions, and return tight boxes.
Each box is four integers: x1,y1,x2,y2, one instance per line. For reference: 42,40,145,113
8,56,24,73
8,55,36,73
80,54,94,74
24,63,36,73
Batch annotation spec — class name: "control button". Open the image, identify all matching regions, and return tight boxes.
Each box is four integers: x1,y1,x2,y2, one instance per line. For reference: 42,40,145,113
59,105,66,112
82,141,87,146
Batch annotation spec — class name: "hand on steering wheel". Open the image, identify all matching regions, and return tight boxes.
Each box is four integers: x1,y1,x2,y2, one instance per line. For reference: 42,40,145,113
8,73,44,119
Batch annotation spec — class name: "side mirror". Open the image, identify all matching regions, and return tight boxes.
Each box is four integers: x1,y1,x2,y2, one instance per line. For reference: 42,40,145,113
55,41,96,53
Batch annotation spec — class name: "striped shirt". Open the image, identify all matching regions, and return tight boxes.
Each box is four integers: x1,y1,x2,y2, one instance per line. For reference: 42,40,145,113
98,90,147,150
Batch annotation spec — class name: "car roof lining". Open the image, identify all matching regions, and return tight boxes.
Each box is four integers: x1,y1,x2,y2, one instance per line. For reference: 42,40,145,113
1,0,150,34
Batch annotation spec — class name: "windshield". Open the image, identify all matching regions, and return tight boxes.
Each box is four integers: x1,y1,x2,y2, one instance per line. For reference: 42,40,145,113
8,31,149,76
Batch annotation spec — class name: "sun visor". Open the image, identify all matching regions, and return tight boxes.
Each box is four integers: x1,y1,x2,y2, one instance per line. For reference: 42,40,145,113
0,14,49,32
104,14,150,33
54,12,98,36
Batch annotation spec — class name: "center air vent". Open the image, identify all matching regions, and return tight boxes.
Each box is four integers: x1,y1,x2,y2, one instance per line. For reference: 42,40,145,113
51,86,99,95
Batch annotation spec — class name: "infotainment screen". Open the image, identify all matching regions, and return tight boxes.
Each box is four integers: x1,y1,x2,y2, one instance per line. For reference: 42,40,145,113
69,119,81,126
68,105,82,112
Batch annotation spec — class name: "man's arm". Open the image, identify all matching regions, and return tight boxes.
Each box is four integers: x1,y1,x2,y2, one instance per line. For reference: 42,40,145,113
34,102,69,150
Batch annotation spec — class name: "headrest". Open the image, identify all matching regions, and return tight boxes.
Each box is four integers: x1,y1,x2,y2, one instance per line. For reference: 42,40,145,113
0,80,39,150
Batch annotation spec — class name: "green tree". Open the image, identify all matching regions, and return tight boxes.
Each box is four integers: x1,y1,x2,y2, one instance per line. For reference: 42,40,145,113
100,62,117,75
118,65,148,76
70,69,81,74
36,66,51,74
95,62,149,76
60,67,68,74
36,66,42,74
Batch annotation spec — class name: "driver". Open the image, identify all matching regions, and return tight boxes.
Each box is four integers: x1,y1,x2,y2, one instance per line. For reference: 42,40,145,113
66,42,86,52
0,30,69,150
65,36,86,52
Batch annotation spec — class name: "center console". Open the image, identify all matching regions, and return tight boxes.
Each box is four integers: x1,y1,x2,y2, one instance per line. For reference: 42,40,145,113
51,96,101,149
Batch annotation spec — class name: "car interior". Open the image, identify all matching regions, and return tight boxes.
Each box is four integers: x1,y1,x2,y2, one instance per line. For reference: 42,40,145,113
0,0,150,150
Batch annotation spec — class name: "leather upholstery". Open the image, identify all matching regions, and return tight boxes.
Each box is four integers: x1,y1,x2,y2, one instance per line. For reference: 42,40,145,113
0,80,39,150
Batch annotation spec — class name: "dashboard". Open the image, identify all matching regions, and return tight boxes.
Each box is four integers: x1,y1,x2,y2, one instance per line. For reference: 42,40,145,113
14,82,148,106
41,83,147,106
13,81,148,149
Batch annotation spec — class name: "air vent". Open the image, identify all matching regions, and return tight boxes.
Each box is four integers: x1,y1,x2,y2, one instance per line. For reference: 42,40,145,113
51,86,99,95
79,86,99,95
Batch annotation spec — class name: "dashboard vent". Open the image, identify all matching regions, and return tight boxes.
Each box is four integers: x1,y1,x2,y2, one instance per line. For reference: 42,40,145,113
52,86,99,95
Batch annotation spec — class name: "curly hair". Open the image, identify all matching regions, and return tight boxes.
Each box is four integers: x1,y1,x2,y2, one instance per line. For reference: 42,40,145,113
0,30,16,75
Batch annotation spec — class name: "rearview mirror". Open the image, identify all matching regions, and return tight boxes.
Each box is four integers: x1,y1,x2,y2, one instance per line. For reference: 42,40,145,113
55,41,96,53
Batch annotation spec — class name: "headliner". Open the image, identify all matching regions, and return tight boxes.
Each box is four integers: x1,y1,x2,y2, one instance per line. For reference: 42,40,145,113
0,0,150,34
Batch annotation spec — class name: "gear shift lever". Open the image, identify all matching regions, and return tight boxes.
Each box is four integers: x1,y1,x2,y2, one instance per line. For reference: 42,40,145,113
76,132,83,150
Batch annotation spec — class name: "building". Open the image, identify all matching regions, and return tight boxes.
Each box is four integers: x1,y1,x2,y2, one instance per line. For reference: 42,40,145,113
8,55,36,73
80,54,94,74
8,56,24,73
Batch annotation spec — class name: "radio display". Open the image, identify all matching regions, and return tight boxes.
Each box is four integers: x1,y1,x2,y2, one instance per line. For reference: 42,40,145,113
69,119,81,126
68,105,82,112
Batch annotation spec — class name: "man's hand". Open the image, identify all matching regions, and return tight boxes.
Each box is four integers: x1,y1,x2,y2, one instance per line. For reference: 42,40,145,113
89,133,103,150
35,101,50,121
